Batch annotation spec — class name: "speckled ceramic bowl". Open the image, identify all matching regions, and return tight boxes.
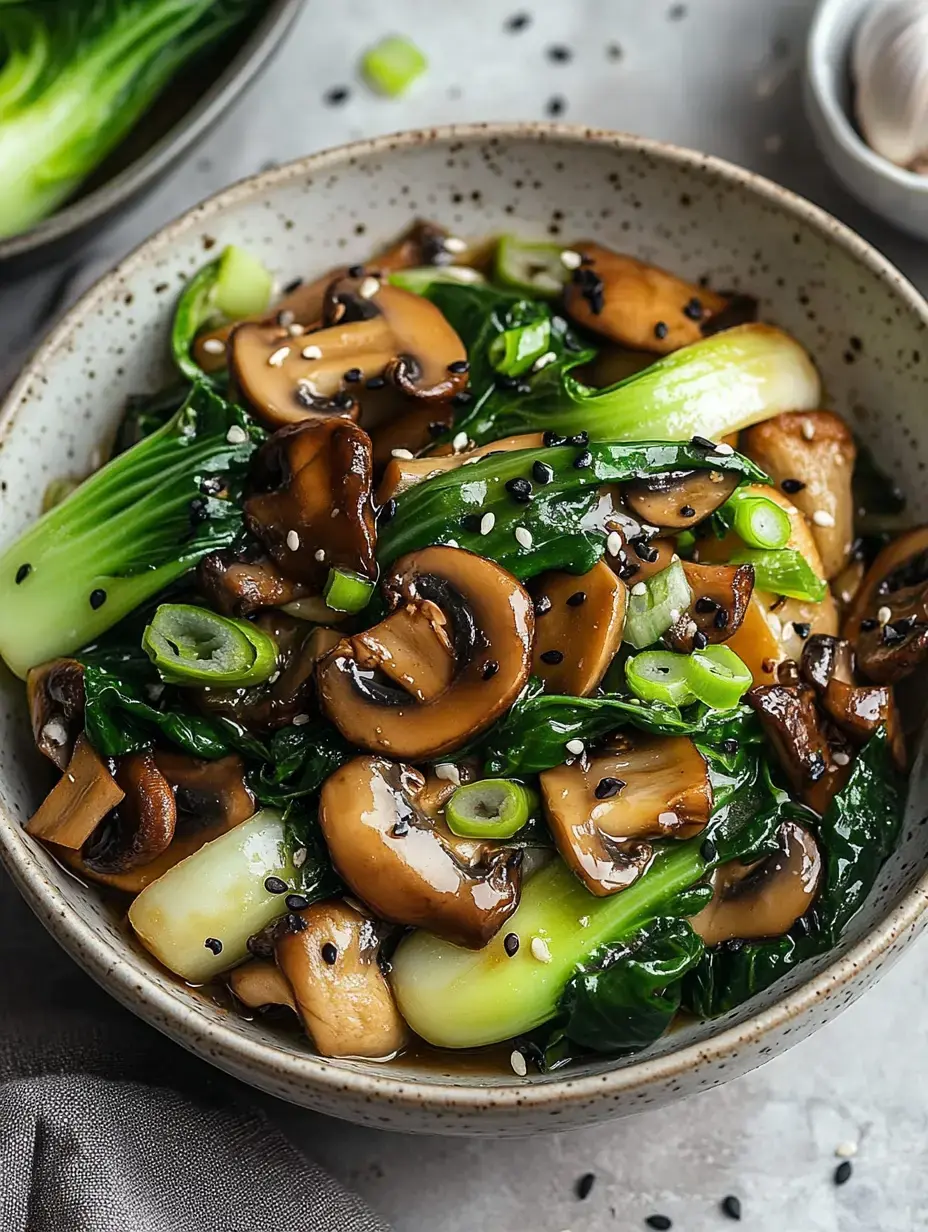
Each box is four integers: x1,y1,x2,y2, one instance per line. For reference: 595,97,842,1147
1,124,926,1136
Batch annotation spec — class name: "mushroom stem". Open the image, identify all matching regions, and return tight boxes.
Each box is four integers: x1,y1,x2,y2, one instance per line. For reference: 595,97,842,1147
26,734,124,849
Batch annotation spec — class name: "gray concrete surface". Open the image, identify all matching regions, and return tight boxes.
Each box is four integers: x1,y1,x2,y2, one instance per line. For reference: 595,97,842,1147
4,1,928,1227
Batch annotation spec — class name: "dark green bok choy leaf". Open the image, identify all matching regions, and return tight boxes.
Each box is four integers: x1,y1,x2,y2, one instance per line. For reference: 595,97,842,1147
0,0,260,239
172,245,273,381
426,283,820,446
378,439,765,582
0,381,261,678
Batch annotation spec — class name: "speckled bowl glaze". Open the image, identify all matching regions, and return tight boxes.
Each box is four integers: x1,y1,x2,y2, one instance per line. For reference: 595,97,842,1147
1,124,927,1136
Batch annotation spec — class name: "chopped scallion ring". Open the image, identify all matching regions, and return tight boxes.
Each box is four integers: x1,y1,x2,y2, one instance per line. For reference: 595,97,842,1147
494,235,569,298
625,650,696,706
686,644,752,709
725,490,791,550
142,604,277,688
361,36,428,97
446,779,536,839
323,567,375,613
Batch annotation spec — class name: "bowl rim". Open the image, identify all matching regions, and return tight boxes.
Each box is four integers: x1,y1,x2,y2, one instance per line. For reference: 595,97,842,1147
0,0,304,263
2,120,928,1115
806,0,928,195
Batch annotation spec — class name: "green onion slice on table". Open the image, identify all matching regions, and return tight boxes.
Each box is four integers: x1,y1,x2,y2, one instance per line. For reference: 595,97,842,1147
142,604,277,688
445,779,537,839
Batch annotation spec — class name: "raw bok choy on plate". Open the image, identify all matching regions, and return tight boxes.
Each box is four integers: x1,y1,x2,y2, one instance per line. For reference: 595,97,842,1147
1,221,914,1075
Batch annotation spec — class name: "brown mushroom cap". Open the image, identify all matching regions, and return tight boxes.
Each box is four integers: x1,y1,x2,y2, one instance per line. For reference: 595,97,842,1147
691,821,823,947
667,562,754,653
229,959,297,1012
245,417,376,590
319,756,523,948
741,410,856,579
843,526,928,684
275,899,409,1058
530,561,627,696
369,403,454,474
623,468,740,530
27,657,85,770
376,432,545,505
563,242,729,354
539,734,712,897
746,684,851,814
26,734,125,850
318,546,534,761
197,548,310,618
81,751,177,874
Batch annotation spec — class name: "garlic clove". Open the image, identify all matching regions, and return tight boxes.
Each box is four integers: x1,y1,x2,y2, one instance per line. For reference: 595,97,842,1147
853,0,928,170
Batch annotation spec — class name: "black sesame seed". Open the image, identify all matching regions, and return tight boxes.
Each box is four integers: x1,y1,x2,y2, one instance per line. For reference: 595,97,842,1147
646,1217,672,1231
14,563,31,585
448,359,469,374
321,942,338,965
548,44,573,63
204,937,222,955
566,591,586,607
343,367,363,383
347,264,365,277
505,11,531,32
283,278,304,294
546,95,566,117
285,894,310,911
721,1195,742,1220
792,621,811,639
496,374,522,390
534,595,553,616
780,477,806,495
682,297,703,320
543,430,566,447
540,649,564,664
324,86,350,106
392,818,409,837
694,595,718,613
594,776,625,799
503,932,520,956
264,876,288,895
380,499,396,523
721,738,739,754
366,375,387,390
333,391,355,410
533,460,554,484
679,504,696,518
505,476,533,503
860,617,878,631
632,539,659,564
714,607,729,629
287,912,309,933
654,321,669,340
461,513,482,533
834,1161,853,1186
452,390,473,408
427,420,447,437
807,753,826,783
482,659,500,680
700,838,718,863
188,496,208,524
573,265,604,313
573,449,593,469
693,630,709,650
619,562,641,580
691,435,717,450
89,588,107,610
575,1172,595,1200
567,431,589,447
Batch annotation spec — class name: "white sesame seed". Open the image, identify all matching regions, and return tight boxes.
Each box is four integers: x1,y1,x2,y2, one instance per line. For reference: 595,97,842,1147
434,763,461,785
768,613,782,639
40,718,68,747
560,249,582,270
286,530,300,551
833,751,850,766
301,344,323,360
658,811,679,827
669,608,681,622
606,530,622,557
226,425,247,445
391,448,415,460
877,605,892,625
565,738,585,756
531,937,552,963
685,620,698,638
510,1049,528,1077
713,441,734,455
268,671,280,684
314,548,326,562
292,714,310,726
287,323,305,337
834,1141,858,1159
358,276,381,299
445,538,460,548
444,235,468,253
480,512,496,535
515,526,533,549
802,420,815,440
812,509,835,528
201,338,225,355
268,346,290,367
452,431,469,453
278,310,295,327
641,524,661,536
532,350,558,372
631,581,647,596
293,846,308,868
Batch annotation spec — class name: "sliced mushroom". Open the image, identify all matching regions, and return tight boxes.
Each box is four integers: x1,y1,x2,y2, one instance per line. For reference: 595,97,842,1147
26,734,124,849
27,657,85,769
350,600,456,704
667,562,754,653
229,959,297,1012
276,899,409,1058
800,634,906,768
376,432,544,504
197,548,309,618
318,546,534,760
691,821,823,947
530,561,627,695
741,410,856,578
319,756,523,947
539,735,712,896
747,684,851,814
843,526,928,683
607,534,678,584
370,403,453,473
81,751,177,874
563,242,729,353
623,468,740,530
245,417,376,591
724,589,838,686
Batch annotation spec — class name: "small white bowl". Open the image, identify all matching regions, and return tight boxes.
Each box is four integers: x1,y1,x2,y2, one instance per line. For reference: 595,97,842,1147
806,0,928,239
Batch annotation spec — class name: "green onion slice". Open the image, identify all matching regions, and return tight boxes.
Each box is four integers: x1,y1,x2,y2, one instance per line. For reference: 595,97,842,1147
725,490,791,550
623,559,693,649
388,265,486,294
446,779,537,839
494,235,570,297
142,604,277,688
488,316,551,377
729,547,827,602
362,35,428,96
324,567,376,614
686,644,752,709
625,650,696,706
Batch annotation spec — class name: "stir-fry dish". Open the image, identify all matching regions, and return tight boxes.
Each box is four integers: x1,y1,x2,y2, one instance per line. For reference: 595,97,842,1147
1,222,916,1073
